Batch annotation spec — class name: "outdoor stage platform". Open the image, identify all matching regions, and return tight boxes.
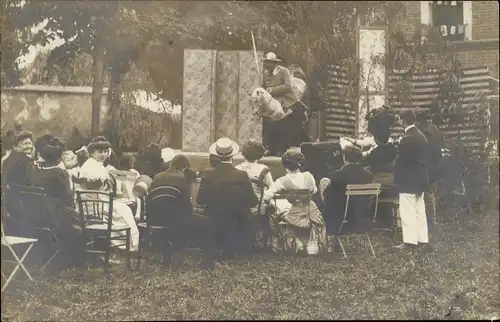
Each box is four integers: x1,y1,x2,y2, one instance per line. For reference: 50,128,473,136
173,150,288,179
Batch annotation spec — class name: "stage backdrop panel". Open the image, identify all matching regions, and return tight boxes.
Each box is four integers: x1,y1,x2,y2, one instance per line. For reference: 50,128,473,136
183,49,263,152
237,50,263,145
182,49,217,152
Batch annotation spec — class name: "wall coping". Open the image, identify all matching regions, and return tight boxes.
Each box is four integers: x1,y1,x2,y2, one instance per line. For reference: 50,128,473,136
1,84,109,95
426,38,500,52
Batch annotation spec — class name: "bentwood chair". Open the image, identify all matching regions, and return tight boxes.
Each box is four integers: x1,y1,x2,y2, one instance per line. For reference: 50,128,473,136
75,174,131,268
335,183,381,258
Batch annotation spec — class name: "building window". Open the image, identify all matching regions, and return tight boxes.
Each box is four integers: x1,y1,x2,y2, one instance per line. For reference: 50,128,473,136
432,1,465,41
421,1,472,41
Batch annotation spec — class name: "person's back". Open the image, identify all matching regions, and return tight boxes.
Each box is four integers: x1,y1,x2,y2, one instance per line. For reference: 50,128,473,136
30,165,74,208
322,147,374,233
198,163,258,218
148,158,192,226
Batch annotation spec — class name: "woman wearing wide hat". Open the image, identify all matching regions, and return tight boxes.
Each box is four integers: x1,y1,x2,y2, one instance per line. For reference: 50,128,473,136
30,135,74,207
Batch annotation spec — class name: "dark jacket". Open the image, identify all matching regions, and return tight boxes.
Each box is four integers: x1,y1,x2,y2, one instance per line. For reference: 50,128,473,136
394,125,429,194
321,163,374,234
196,162,258,221
148,168,192,226
418,122,443,184
2,151,33,186
30,164,74,208
365,143,398,174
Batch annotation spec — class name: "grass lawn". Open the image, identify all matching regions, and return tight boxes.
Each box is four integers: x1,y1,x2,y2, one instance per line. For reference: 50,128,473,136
2,208,499,321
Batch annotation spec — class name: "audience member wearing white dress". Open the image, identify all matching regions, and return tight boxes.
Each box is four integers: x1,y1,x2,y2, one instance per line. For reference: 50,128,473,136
77,137,139,251
235,140,274,215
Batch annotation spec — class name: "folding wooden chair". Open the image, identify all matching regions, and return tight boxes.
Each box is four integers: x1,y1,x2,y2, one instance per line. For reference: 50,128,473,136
271,189,313,253
75,174,131,268
335,183,381,258
1,219,38,292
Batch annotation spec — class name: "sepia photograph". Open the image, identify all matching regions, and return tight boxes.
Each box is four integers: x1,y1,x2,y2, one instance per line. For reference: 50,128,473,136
1,0,498,320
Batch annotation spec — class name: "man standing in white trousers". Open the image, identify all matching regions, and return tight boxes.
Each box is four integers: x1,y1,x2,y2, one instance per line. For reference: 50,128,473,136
393,109,430,249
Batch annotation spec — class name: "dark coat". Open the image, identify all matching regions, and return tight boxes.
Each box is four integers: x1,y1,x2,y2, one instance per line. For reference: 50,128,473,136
321,163,374,234
418,122,443,184
2,151,33,186
30,164,74,208
196,162,258,221
148,168,192,226
364,143,398,175
394,125,429,194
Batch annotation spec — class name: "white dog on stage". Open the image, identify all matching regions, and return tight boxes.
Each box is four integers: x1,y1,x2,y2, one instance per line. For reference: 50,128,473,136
250,87,289,122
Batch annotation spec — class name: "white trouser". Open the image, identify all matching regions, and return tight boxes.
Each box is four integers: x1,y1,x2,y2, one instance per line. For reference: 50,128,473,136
399,193,428,245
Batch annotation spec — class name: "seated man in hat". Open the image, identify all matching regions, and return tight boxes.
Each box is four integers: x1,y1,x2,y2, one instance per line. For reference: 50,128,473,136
262,52,308,156
197,138,258,261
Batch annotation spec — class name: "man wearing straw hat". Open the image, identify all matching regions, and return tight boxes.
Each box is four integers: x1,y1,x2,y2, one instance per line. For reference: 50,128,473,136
197,138,258,261
262,52,308,156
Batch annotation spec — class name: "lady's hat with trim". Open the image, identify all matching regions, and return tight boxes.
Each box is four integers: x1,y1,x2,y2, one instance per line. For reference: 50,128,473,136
87,136,111,154
39,135,66,164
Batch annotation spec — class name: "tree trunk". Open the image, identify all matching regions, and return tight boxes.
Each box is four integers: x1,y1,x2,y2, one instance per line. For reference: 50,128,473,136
107,52,130,151
91,40,105,136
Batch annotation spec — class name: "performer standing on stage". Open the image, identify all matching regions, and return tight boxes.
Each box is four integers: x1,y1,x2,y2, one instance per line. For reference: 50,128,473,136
262,52,308,156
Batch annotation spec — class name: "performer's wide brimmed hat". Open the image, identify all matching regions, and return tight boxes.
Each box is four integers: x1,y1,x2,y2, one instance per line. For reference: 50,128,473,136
87,136,111,153
209,138,239,158
264,52,282,62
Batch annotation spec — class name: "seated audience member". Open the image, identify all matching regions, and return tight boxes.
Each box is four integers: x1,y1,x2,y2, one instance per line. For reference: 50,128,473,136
78,136,139,251
30,136,74,208
197,154,221,178
321,146,374,235
236,140,274,215
1,129,15,172
149,154,214,268
135,144,169,179
263,150,327,254
197,138,258,261
149,154,192,224
115,153,141,215
364,134,398,186
104,148,117,171
2,130,34,185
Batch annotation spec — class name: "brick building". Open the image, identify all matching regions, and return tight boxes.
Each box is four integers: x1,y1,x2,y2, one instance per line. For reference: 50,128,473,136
392,0,499,78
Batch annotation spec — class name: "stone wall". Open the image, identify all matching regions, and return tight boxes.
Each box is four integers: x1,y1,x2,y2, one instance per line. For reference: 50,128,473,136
1,85,108,141
182,50,263,152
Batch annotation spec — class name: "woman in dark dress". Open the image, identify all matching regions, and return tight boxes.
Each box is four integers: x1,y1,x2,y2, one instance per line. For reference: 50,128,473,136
1,131,34,185
30,135,74,208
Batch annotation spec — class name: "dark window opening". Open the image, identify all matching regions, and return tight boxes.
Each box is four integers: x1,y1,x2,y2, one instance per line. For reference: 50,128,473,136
432,1,466,41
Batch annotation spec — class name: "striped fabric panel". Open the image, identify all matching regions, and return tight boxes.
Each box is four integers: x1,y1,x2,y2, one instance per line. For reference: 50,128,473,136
388,67,491,152
323,65,356,141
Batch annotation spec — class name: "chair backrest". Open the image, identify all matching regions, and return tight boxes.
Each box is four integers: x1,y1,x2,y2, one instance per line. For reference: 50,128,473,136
345,183,382,196
5,185,80,238
108,169,138,182
146,186,185,225
340,183,382,229
250,177,269,215
189,178,202,206
273,189,312,207
75,189,115,225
